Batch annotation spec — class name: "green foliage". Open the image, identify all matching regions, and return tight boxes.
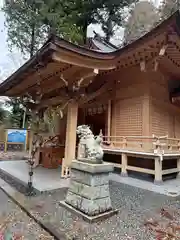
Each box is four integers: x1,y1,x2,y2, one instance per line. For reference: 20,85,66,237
0,103,9,126
5,97,31,128
2,0,84,56
159,0,179,21
3,0,45,57
3,0,138,56
96,0,138,41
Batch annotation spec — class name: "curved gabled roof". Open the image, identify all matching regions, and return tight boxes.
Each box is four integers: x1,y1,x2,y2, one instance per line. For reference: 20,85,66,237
0,10,180,97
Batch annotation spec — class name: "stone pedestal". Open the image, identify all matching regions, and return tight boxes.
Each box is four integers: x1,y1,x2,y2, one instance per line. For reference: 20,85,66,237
60,160,118,222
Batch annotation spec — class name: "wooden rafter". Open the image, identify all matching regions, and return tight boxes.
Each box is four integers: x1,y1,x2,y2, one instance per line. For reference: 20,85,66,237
153,44,168,71
79,78,115,105
33,96,70,110
140,61,146,72
77,69,99,87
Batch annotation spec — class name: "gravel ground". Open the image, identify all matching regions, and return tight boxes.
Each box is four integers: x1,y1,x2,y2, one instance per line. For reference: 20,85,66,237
21,181,180,240
0,189,54,239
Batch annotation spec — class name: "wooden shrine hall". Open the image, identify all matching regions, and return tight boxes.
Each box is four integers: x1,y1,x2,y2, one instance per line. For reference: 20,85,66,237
2,11,180,183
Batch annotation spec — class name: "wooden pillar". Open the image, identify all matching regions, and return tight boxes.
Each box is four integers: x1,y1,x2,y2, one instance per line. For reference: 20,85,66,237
107,100,111,143
154,157,162,184
177,158,180,178
142,95,150,135
142,93,152,150
62,100,78,177
121,153,128,177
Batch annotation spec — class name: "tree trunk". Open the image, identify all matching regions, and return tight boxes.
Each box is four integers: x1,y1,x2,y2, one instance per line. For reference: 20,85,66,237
82,23,88,44
48,26,56,37
105,31,111,42
29,0,36,58
105,9,114,42
30,24,35,58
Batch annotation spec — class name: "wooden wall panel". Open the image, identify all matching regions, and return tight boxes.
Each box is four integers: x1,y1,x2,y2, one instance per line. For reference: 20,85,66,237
151,102,174,137
150,70,175,137
175,116,180,138
111,67,150,137
112,97,142,136
150,81,169,101
104,66,180,139
115,83,146,100
142,95,151,136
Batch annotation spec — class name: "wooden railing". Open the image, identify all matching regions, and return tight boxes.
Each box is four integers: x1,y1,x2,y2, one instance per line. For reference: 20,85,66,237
102,135,180,154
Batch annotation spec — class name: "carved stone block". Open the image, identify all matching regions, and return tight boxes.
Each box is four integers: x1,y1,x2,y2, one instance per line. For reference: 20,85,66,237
63,160,114,217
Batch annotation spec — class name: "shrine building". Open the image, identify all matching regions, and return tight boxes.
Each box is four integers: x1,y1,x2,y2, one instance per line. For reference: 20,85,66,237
1,11,180,183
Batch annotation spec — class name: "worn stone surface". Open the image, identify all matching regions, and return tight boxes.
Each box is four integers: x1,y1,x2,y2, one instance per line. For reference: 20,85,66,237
72,160,113,173
65,191,112,216
65,161,114,216
76,125,104,163
71,169,109,186
69,180,110,199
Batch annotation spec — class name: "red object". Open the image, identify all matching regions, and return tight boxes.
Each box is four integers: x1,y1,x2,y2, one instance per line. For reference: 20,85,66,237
40,146,64,169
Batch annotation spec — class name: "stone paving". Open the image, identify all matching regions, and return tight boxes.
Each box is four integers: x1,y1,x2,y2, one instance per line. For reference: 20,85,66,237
0,161,69,192
1,160,180,196
22,181,180,240
0,188,54,239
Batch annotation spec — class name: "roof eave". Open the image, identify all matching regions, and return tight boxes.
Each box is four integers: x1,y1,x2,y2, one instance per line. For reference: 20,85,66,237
0,42,55,94
0,10,180,96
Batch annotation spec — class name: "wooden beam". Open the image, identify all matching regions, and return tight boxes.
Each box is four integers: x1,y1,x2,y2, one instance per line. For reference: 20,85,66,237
177,158,180,178
140,61,146,72
127,165,155,175
162,168,178,175
154,58,159,72
33,95,69,110
159,44,168,56
154,157,162,184
9,64,73,97
77,69,99,87
52,52,116,70
153,44,168,71
79,80,115,105
121,153,128,177
142,95,151,136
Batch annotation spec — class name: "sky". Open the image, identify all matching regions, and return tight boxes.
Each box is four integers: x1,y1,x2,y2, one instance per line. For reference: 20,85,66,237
0,0,25,82
0,0,161,83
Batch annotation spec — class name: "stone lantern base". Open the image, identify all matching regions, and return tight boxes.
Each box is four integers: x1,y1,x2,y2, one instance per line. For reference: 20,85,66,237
59,160,118,222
